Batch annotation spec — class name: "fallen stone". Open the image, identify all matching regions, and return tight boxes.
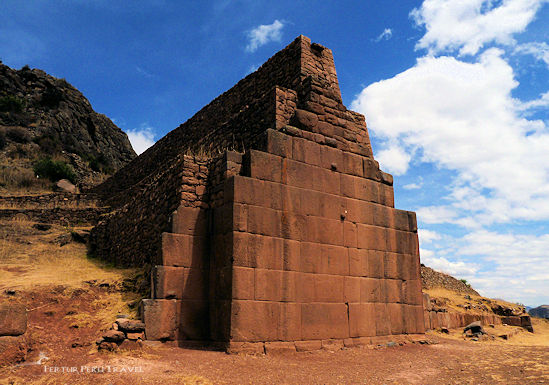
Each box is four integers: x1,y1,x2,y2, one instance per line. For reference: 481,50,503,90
32,223,52,231
125,332,144,341
0,304,27,336
440,327,449,334
463,321,484,335
116,319,145,333
119,339,143,351
0,335,30,366
56,179,77,193
102,330,125,342
98,341,118,351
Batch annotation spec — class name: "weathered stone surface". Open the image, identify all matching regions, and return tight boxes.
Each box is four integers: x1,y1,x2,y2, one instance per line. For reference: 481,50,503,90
0,304,27,336
102,330,125,342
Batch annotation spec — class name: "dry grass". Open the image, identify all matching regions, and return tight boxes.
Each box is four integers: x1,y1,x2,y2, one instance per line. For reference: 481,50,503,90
429,318,549,347
424,287,523,315
0,218,136,292
0,197,98,209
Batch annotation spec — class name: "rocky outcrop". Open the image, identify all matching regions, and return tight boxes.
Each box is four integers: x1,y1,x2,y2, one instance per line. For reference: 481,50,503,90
0,62,136,188
421,265,479,296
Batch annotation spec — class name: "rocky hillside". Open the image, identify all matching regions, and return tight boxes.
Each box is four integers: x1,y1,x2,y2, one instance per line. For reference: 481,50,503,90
0,62,136,191
421,265,480,296
529,305,549,319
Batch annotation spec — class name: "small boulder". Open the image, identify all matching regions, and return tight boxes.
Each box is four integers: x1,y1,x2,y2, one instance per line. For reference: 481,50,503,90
32,223,51,231
119,339,143,351
463,321,484,335
98,341,118,351
116,319,145,333
55,179,77,193
125,332,144,341
0,304,27,336
102,330,125,343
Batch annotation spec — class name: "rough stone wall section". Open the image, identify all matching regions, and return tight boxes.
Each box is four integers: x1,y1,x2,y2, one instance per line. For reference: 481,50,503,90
90,155,209,268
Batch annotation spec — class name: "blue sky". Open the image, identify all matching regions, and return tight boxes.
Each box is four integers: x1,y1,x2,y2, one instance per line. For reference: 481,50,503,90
1,0,548,306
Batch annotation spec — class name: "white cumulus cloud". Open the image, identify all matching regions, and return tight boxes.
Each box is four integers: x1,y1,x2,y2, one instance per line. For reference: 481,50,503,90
410,0,547,55
374,145,411,176
514,41,549,67
245,20,284,53
125,125,156,155
374,28,393,42
352,48,549,226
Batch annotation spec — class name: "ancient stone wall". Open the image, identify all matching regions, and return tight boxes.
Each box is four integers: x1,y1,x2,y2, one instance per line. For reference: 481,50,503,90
90,155,209,268
95,35,425,351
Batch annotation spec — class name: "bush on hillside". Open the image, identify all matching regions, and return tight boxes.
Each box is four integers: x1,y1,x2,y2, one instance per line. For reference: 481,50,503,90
33,158,76,183
0,95,25,113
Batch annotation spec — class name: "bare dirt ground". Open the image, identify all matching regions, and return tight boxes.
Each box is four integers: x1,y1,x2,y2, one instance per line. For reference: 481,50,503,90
1,219,548,384
1,330,548,385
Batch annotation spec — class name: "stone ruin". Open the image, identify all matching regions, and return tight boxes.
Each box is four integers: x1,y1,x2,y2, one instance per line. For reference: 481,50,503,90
89,35,425,352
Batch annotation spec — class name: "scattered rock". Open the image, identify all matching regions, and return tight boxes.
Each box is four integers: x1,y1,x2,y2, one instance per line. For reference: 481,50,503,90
32,223,52,231
116,319,145,333
4,290,17,296
98,341,118,351
0,304,27,336
119,339,143,351
51,233,71,246
440,327,449,334
463,321,484,336
56,179,77,193
102,330,125,343
126,332,144,341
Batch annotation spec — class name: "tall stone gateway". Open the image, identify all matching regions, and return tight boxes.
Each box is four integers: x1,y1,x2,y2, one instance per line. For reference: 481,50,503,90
90,35,424,352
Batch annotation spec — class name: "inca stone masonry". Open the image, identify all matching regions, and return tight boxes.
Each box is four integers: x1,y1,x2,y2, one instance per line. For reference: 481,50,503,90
90,35,425,353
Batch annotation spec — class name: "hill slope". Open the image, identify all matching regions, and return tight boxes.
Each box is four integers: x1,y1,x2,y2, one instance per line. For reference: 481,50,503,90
0,62,136,191
529,305,549,318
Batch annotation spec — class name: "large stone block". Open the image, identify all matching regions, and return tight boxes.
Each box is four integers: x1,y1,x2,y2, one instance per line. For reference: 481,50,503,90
179,300,210,340
142,299,179,341
282,238,300,271
231,300,279,342
387,303,404,335
319,244,348,275
232,266,254,300
357,225,386,250
247,150,283,183
301,303,349,340
152,266,207,300
0,304,27,336
374,303,390,336
295,272,316,303
278,303,301,340
171,207,208,236
315,274,344,302
349,303,376,337
161,233,206,268
266,129,292,158
292,136,321,166
247,205,281,238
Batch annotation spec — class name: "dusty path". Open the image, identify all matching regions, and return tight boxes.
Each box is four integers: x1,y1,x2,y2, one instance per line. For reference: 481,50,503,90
1,335,548,385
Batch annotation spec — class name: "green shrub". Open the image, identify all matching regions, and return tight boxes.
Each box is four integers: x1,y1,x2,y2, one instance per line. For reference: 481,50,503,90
0,95,25,113
33,158,76,183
